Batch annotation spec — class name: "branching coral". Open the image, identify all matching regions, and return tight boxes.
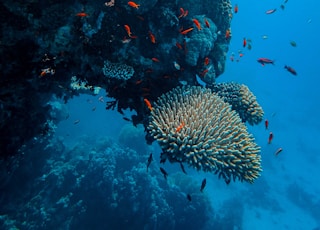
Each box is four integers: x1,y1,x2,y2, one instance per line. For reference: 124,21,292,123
148,86,262,183
211,82,264,125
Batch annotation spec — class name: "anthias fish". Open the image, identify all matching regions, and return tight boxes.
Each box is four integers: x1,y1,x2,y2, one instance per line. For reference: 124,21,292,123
284,65,297,75
257,58,274,66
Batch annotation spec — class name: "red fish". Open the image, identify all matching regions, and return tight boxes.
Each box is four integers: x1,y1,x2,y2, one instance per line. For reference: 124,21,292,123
234,4,238,13
257,58,274,66
180,27,194,35
151,57,160,62
176,121,185,132
178,8,188,18
76,12,88,17
265,119,269,129
284,65,297,75
268,132,273,144
265,9,277,14
124,25,136,38
225,29,231,40
128,1,140,9
204,19,210,28
204,57,210,65
243,38,247,47
149,31,156,43
144,98,153,111
192,19,202,30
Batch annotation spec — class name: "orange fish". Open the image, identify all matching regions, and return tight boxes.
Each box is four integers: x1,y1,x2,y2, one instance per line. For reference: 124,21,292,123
144,98,153,111
176,42,182,49
225,29,231,40
204,57,210,65
149,31,156,43
178,8,188,18
192,19,202,30
204,19,210,28
76,12,88,17
176,121,185,132
124,25,137,38
128,1,140,9
243,38,247,47
200,69,209,76
151,57,160,62
234,4,238,13
180,27,194,35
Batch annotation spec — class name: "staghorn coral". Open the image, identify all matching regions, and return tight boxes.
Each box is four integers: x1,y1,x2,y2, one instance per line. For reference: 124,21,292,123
148,86,262,183
211,82,264,125
102,60,135,81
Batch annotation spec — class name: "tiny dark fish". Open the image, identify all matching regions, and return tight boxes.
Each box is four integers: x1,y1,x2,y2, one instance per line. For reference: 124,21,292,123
265,9,277,14
280,4,285,10
74,119,80,124
147,153,153,172
123,117,132,122
257,58,274,66
268,132,273,144
290,41,297,47
186,194,192,202
275,147,283,156
200,178,207,192
92,106,96,111
180,162,187,174
160,167,168,180
284,65,297,75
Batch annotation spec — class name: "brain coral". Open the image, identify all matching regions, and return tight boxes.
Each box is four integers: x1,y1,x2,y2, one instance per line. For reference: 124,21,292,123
148,86,262,183
211,82,264,125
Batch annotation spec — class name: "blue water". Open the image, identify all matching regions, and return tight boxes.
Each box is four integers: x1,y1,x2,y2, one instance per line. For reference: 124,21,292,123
1,0,320,229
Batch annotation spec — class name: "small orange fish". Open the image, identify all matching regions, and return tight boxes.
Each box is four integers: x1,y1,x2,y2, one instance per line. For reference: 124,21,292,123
178,8,188,18
149,31,156,43
176,42,182,49
243,38,247,47
225,29,231,40
200,69,209,76
239,53,244,57
192,19,202,30
76,12,88,17
176,121,185,132
180,27,194,35
234,4,238,13
128,1,140,9
124,25,137,38
144,98,152,111
204,57,210,65
204,19,210,28
151,57,160,62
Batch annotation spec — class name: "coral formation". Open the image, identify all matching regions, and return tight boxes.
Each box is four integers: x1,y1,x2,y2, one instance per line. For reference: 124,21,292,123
102,60,135,81
148,86,262,183
211,82,264,125
0,136,212,229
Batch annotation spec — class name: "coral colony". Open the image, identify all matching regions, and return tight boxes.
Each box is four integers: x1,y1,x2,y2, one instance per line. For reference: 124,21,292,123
1,0,264,183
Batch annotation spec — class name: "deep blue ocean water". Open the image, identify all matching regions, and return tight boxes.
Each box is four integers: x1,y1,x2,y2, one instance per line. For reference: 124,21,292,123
1,0,319,229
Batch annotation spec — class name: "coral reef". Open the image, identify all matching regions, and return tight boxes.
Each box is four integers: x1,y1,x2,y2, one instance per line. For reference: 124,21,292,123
0,136,212,229
211,82,264,125
148,86,262,183
102,60,135,81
